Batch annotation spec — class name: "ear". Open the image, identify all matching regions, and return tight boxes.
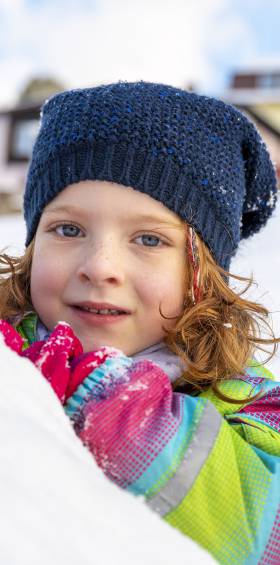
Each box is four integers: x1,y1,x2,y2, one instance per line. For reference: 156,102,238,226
241,119,278,240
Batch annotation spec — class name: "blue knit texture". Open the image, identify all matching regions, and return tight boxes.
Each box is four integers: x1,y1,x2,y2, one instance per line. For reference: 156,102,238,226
23,81,278,270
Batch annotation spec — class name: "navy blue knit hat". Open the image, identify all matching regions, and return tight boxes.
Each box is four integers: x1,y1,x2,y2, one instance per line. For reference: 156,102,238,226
23,81,278,271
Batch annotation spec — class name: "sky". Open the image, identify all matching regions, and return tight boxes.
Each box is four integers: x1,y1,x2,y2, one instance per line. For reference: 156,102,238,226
0,0,280,109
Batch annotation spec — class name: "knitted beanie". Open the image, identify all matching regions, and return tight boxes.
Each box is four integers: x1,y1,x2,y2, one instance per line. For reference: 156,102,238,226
23,81,278,271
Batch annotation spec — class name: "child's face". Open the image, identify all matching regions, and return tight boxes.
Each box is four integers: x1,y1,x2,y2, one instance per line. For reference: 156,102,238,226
30,180,188,355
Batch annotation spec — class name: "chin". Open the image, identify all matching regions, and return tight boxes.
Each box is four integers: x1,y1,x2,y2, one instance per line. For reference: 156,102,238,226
82,338,122,354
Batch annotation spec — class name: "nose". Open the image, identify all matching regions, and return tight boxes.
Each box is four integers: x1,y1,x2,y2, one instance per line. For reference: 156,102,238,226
76,239,125,286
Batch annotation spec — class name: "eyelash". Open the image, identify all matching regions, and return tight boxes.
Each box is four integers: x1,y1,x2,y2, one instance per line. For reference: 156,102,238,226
48,223,167,248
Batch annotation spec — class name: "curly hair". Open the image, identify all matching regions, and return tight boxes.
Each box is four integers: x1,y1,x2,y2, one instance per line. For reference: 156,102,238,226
0,240,34,322
0,232,278,402
161,232,279,400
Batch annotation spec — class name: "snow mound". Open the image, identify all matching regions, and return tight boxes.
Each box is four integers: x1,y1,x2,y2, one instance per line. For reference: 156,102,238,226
0,335,216,565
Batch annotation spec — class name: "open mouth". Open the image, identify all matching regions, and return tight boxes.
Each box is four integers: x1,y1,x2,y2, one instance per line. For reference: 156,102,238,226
74,306,127,316
71,305,130,323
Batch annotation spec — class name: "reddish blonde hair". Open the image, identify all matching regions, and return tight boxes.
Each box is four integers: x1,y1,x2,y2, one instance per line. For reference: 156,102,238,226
161,232,279,398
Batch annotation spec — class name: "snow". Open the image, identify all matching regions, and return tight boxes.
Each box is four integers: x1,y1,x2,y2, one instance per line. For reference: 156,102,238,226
230,202,280,378
0,334,216,564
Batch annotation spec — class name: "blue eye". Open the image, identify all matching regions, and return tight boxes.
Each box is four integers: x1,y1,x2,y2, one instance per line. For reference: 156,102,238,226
51,226,164,246
54,224,82,237
136,234,163,247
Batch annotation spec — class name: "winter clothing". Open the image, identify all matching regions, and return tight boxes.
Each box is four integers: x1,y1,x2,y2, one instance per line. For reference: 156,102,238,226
23,81,277,270
1,312,280,565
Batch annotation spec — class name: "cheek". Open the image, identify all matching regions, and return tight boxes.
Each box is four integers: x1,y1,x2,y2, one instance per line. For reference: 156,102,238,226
30,249,62,299
137,265,185,309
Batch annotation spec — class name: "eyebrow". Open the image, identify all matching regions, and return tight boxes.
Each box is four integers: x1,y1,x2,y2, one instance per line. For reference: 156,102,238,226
44,205,183,228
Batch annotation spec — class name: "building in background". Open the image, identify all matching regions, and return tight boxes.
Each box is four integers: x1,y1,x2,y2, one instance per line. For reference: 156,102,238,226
223,67,280,182
0,71,279,214
0,78,65,213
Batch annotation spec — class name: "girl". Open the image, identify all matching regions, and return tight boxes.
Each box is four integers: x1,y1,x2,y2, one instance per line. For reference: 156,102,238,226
1,81,280,565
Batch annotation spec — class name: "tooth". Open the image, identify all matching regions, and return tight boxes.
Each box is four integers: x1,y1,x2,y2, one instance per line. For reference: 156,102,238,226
81,307,122,315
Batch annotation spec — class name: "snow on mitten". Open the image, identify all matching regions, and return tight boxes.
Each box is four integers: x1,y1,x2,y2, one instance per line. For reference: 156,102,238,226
22,321,83,402
0,318,121,403
24,324,123,402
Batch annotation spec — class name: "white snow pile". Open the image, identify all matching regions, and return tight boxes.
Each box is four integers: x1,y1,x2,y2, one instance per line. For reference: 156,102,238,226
0,334,216,565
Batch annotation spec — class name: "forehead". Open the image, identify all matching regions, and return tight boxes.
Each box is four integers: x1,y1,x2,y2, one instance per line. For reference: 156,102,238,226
43,180,184,228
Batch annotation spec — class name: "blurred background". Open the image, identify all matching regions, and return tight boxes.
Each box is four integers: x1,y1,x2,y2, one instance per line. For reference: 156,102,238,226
0,0,279,373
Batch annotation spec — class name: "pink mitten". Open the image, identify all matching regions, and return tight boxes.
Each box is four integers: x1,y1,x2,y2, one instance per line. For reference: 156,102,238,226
0,319,115,403
22,322,83,402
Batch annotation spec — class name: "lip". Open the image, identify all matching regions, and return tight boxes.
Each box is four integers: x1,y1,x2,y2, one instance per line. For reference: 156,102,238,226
70,305,131,326
72,301,132,314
